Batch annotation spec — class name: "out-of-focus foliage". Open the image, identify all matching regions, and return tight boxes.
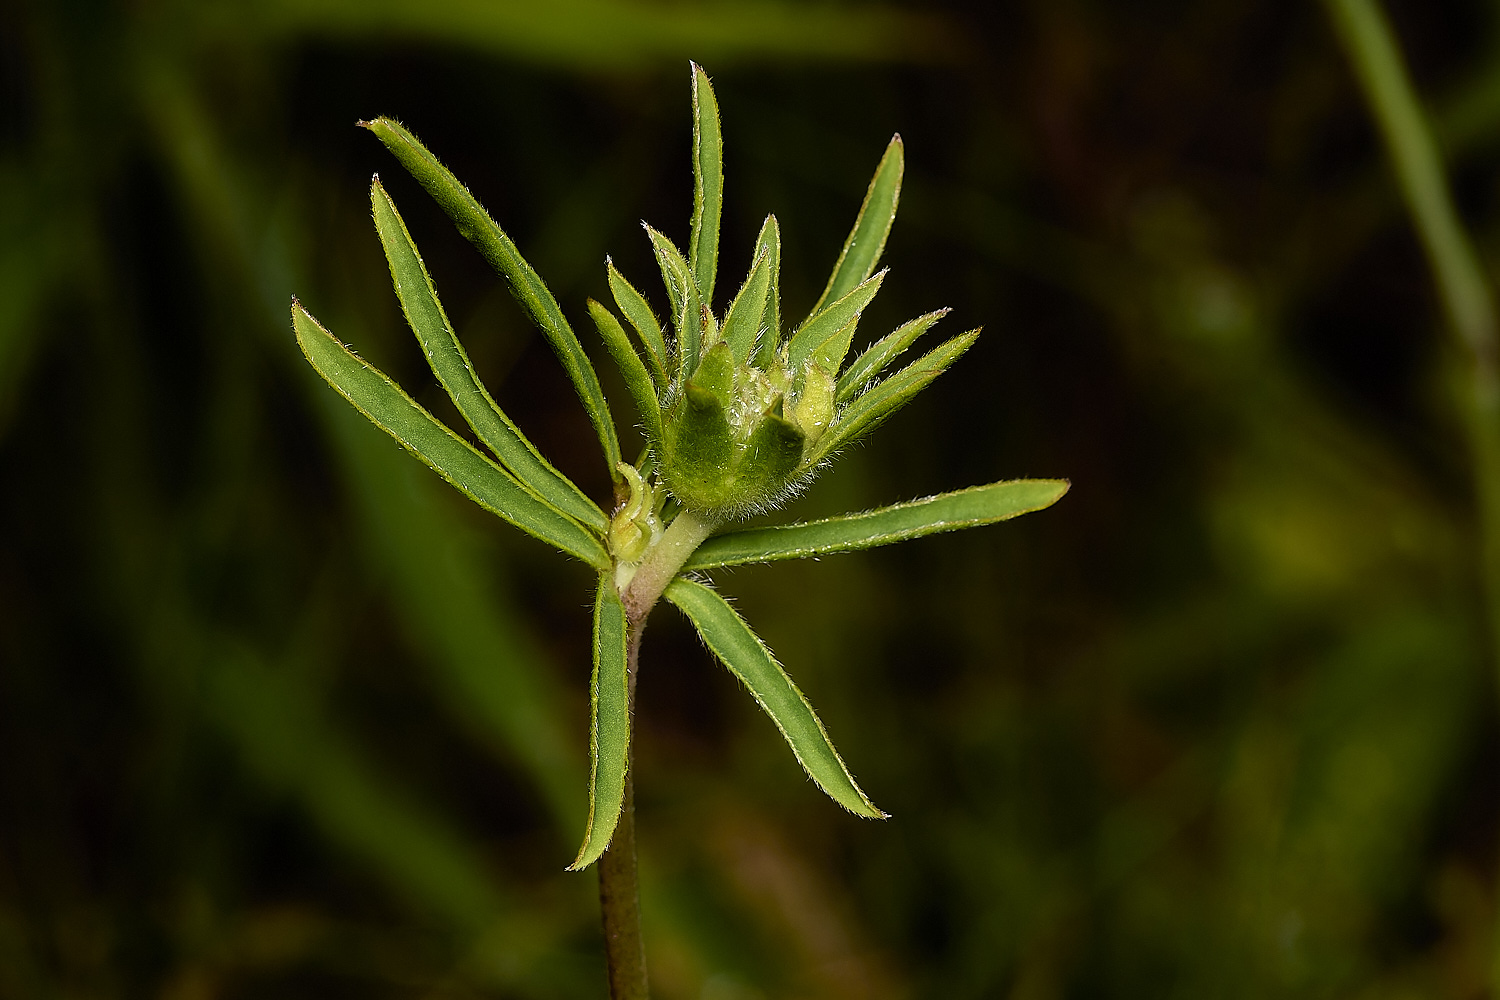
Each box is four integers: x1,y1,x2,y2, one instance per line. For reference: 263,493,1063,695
5,0,1500,997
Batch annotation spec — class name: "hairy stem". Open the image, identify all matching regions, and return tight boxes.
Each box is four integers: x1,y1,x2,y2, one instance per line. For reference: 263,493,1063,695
600,508,719,1000
599,620,650,1000
623,507,719,622
1324,0,1500,989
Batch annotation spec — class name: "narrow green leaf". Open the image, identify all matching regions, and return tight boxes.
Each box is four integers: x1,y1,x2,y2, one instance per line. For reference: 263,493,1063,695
693,340,736,402
750,214,782,367
370,179,607,532
689,62,723,311
666,578,884,818
607,259,670,386
686,479,1069,569
808,134,904,319
361,117,623,483
807,329,978,465
646,225,702,375
569,575,632,871
293,300,610,569
589,299,663,444
809,316,861,377
786,270,886,371
836,308,949,404
720,245,772,363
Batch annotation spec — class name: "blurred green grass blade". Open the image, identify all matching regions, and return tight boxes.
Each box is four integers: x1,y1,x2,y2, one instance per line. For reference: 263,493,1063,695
0,165,67,439
327,398,585,836
720,246,772,363
665,577,885,818
786,270,886,371
569,576,632,871
246,0,946,67
808,328,977,465
690,63,723,312
208,647,506,930
1324,0,1496,360
836,308,949,404
589,298,662,443
293,301,610,568
370,179,607,532
808,135,903,319
685,479,1069,569
646,225,702,375
146,65,589,838
362,117,623,483
608,259,670,386
750,214,782,367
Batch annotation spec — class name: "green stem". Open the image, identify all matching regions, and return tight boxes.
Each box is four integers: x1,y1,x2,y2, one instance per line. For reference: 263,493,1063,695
599,507,719,999
622,507,720,623
598,620,651,1000
1324,0,1500,989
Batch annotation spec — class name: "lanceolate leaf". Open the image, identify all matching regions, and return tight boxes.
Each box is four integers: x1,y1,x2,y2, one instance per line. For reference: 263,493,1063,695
685,479,1070,569
720,246,772,363
293,301,609,569
689,63,723,311
569,576,631,871
836,308,949,404
809,315,861,377
370,179,607,532
750,214,783,368
665,578,885,818
808,134,904,319
607,259,670,386
786,270,886,370
361,117,623,484
589,299,663,443
807,329,978,465
646,225,702,375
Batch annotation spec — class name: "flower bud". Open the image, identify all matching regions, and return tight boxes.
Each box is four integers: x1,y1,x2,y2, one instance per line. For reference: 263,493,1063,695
658,341,807,516
608,463,663,586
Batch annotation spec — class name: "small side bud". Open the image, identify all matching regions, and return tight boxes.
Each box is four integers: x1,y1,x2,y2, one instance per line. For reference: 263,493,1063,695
609,463,663,587
791,364,836,449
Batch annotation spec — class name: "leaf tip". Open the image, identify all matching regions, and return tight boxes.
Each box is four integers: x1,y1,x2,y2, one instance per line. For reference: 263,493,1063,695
833,788,888,820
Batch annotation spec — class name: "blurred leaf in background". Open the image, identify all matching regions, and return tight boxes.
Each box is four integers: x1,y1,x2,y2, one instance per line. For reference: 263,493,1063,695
7,0,1500,997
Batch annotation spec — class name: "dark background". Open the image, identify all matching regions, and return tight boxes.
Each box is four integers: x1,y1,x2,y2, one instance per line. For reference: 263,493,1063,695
4,0,1499,996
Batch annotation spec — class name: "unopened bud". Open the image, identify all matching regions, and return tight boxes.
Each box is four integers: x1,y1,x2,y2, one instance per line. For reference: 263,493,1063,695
608,463,662,584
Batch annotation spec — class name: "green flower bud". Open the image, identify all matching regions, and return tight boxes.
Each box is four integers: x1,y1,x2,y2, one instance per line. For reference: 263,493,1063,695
790,364,835,447
658,341,806,516
596,115,970,524
608,462,663,586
